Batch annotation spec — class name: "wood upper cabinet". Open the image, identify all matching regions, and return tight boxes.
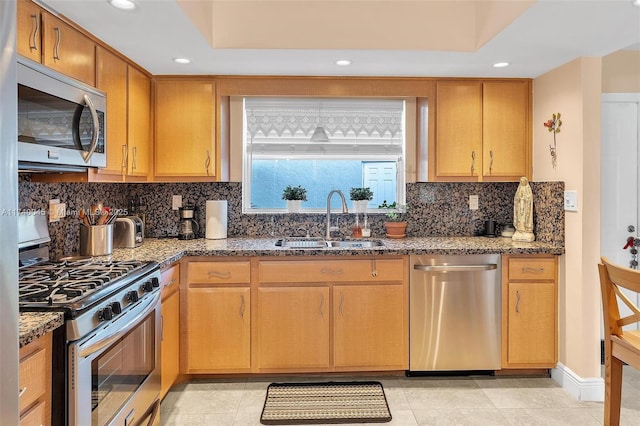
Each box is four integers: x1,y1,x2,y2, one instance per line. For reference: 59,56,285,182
333,284,407,370
433,80,531,182
42,12,95,86
160,264,180,399
154,80,217,180
19,331,52,426
126,66,151,177
183,260,251,373
17,0,42,62
257,286,330,371
502,255,558,368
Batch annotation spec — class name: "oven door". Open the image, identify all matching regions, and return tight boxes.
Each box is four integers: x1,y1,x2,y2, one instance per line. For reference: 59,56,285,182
68,292,161,426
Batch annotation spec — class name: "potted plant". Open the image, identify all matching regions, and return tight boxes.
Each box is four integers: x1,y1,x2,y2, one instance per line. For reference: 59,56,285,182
282,185,307,213
349,187,373,213
378,200,407,238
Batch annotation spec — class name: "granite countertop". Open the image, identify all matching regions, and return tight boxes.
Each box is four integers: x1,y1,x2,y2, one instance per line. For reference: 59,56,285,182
19,312,64,348
107,236,564,269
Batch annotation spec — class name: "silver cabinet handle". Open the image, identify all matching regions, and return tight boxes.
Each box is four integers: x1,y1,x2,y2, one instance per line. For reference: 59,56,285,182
205,150,211,175
371,259,377,277
208,270,231,279
320,268,344,275
160,314,164,341
164,278,176,290
319,294,324,318
80,94,100,163
338,292,344,316
19,386,27,398
471,150,476,175
414,264,497,272
489,150,494,174
132,146,138,170
522,267,544,273
121,145,128,170
239,295,245,319
53,27,61,60
515,290,521,313
30,14,39,51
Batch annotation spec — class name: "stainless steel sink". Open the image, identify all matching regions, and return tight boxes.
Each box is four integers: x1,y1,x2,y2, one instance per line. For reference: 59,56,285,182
326,240,384,248
275,238,384,249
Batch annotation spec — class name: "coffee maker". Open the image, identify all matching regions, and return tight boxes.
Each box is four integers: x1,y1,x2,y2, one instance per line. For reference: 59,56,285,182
178,205,199,240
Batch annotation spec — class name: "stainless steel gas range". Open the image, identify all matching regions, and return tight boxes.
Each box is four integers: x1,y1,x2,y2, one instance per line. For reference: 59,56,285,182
19,214,161,426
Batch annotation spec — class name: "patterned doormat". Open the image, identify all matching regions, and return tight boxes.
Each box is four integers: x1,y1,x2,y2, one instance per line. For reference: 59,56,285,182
260,381,392,425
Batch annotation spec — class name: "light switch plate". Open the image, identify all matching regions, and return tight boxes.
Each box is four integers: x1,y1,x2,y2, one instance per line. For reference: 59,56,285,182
564,191,578,212
172,195,182,210
469,195,479,210
49,199,66,222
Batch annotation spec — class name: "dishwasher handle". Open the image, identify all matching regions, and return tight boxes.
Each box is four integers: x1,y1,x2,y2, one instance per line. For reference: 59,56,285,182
413,264,497,272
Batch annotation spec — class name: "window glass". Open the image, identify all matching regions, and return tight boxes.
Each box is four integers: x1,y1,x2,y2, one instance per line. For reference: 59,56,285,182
243,97,405,213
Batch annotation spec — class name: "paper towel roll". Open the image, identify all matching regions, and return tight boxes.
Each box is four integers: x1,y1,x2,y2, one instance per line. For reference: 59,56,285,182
206,200,227,239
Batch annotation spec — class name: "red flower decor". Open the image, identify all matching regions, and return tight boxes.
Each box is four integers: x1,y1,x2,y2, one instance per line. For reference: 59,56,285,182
544,112,562,169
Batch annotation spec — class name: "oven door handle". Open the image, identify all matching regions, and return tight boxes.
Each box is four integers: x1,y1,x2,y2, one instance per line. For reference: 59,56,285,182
78,293,159,359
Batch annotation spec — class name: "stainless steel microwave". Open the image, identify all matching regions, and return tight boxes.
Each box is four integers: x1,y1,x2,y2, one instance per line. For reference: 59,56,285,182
17,58,106,172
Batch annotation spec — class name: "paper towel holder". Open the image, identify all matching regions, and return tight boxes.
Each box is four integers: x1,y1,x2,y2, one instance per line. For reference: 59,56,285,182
206,200,228,239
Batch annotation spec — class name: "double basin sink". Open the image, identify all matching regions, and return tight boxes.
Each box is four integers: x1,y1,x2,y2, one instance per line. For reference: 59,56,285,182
275,238,384,249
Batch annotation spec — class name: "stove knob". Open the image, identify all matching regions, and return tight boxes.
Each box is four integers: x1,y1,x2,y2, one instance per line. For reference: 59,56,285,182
98,306,113,321
111,301,122,315
142,281,154,293
151,277,160,288
127,291,139,303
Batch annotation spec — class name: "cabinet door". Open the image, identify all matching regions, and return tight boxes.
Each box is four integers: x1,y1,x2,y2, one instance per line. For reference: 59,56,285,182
154,80,216,179
482,81,530,179
507,282,556,365
186,287,250,372
96,46,127,177
333,284,407,370
435,81,482,179
17,0,42,62
160,290,179,399
42,12,95,86
127,66,151,177
257,286,330,370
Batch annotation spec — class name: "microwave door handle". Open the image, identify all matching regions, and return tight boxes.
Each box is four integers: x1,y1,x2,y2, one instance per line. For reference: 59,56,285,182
80,94,100,163
78,293,159,358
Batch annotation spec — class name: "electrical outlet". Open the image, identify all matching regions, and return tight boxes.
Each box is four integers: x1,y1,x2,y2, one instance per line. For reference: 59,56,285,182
172,195,182,210
469,195,479,210
49,199,66,222
564,191,578,212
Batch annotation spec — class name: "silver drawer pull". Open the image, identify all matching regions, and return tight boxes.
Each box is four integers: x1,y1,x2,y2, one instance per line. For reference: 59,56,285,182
522,267,544,273
208,271,231,279
320,268,343,275
19,386,27,398
164,278,176,289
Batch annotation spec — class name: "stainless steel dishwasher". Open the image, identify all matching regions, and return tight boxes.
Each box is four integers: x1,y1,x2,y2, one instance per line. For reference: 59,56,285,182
409,254,501,372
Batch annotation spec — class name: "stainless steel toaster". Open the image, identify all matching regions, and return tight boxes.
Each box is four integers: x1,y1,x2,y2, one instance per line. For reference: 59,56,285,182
113,216,144,248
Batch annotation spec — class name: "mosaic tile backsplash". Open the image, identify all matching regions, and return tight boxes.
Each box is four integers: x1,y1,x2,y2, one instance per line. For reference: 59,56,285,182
18,177,564,259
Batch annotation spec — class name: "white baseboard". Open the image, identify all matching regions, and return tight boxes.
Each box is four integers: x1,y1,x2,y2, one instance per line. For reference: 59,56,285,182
551,362,604,402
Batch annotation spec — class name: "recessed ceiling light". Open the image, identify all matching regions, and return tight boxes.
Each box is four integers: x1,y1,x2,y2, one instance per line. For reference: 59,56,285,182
108,0,136,11
335,59,352,66
634,0,640,6
492,62,510,68
173,58,191,64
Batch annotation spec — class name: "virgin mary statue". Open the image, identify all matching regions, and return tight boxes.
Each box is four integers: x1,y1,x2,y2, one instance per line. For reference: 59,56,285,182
512,177,535,242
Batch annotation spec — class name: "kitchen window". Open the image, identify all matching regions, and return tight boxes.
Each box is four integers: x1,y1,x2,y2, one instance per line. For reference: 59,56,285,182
242,97,406,213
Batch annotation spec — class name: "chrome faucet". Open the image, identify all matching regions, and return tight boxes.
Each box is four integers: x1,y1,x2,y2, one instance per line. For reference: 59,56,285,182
326,190,348,240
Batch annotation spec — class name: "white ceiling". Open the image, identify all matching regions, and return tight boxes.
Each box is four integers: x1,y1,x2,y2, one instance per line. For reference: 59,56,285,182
39,0,640,78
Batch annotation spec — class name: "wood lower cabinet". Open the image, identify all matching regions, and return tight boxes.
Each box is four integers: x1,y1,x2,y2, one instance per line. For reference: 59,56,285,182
42,12,95,86
160,264,180,399
17,0,42,62
183,260,251,373
501,255,558,368
154,80,217,181
333,284,406,370
257,286,330,370
19,331,52,426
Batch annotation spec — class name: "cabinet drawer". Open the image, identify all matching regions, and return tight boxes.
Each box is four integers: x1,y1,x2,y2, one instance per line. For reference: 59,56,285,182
508,257,556,281
19,346,47,413
161,263,180,298
188,261,251,284
20,399,45,426
258,258,404,283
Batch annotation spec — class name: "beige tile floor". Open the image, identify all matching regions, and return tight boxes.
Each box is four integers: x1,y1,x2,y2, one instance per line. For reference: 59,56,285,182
160,367,640,425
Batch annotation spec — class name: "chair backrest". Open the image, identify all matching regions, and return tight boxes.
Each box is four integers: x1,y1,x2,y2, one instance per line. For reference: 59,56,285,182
599,257,640,337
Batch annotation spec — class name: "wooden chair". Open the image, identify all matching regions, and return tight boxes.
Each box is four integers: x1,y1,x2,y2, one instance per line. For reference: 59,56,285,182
598,257,640,426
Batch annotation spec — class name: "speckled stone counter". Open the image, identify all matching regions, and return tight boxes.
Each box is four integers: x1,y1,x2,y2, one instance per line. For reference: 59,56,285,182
107,237,564,268
19,312,64,348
